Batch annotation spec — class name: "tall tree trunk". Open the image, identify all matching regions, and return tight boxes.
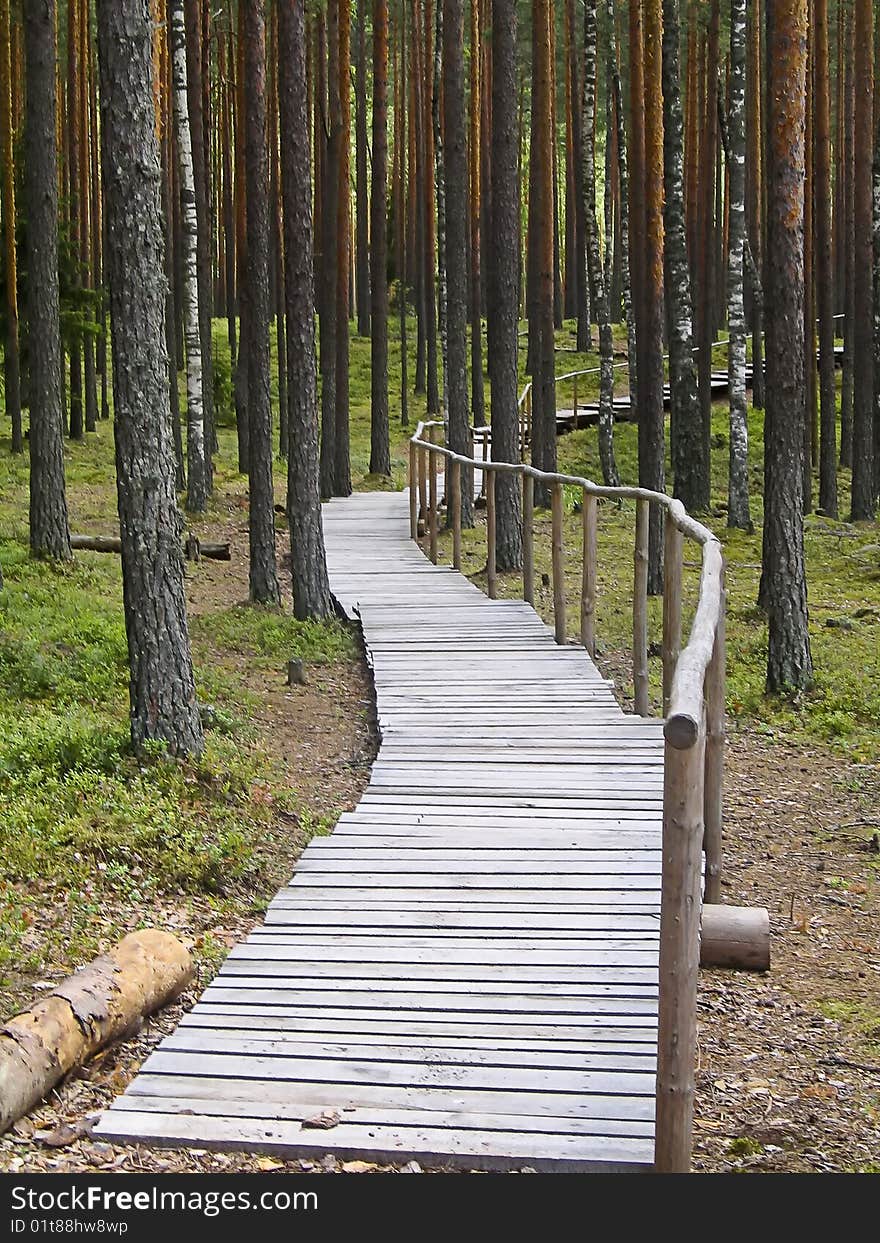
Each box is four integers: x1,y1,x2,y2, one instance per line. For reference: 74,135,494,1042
396,6,409,428
79,0,98,435
641,0,666,593
469,0,484,427
170,0,207,513
583,0,619,487
433,0,448,417
726,0,752,529
802,0,816,512
220,34,237,368
528,0,557,503
814,0,837,516
278,0,333,620
697,0,720,475
96,0,203,758
569,0,591,353
355,0,370,336
662,0,706,513
763,0,813,692
161,64,186,493
840,1,854,467
746,0,765,409
234,5,250,473
422,0,439,415
851,0,875,519
628,0,647,467
488,0,521,570
23,0,71,560
563,0,577,322
0,0,21,453
333,0,353,496
243,0,280,602
184,0,216,476
66,0,83,442
607,8,637,423
443,0,473,526
369,0,391,475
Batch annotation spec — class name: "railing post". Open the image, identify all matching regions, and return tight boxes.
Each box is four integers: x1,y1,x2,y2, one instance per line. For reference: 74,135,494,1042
428,430,438,566
522,473,534,605
551,481,566,644
573,373,579,430
486,470,497,599
703,578,726,903
581,491,597,657
633,497,650,715
409,440,418,541
662,512,683,714
417,441,428,536
451,459,462,571
655,723,706,1173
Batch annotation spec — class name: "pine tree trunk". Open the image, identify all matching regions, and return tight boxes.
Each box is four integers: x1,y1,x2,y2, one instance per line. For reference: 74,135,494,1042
607,7,637,423
814,0,837,516
79,0,98,436
697,0,720,476
641,0,666,594
422,0,440,416
433,0,448,418
469,0,484,428
369,0,391,475
67,0,83,442
220,34,237,367
355,0,371,337
569,0,591,352
184,0,216,476
763,0,813,692
840,2,854,467
488,0,521,570
662,0,706,514
170,0,208,513
23,0,71,561
583,0,619,487
334,0,353,496
95,0,203,759
1,0,22,453
396,8,410,428
746,0,765,410
851,0,875,519
726,0,752,530
802,3,816,513
234,7,250,474
243,0,280,603
278,0,333,621
443,0,473,526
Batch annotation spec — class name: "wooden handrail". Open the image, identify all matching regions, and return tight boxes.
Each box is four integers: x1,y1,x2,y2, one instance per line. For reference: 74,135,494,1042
408,418,725,1174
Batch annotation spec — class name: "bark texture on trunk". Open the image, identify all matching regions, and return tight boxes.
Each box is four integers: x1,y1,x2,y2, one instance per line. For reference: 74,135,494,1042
487,0,521,570
726,0,752,530
334,0,353,496
96,0,203,758
851,0,875,519
814,0,837,517
23,0,71,562
278,0,333,620
1,0,22,453
763,0,813,693
243,0,281,603
355,0,370,336
369,0,391,476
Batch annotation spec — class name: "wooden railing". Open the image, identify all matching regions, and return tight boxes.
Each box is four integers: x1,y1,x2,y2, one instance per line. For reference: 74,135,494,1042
408,418,726,1174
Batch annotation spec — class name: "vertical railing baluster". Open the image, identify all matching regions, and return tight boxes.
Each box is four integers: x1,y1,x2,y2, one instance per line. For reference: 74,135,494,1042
451,459,462,571
417,441,428,537
551,481,566,644
581,491,597,657
486,470,497,599
409,441,418,540
703,578,726,903
662,512,683,714
633,498,650,715
428,430,438,566
522,472,534,605
573,372,579,431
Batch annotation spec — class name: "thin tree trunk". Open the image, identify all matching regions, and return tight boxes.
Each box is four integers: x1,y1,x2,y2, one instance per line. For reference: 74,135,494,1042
662,0,706,513
161,33,186,491
96,0,203,758
840,1,854,467
569,0,591,352
433,0,448,417
851,0,875,519
763,0,813,692
23,0,71,560
396,7,409,428
0,0,21,453
355,0,370,336
469,0,484,427
746,0,765,409
369,0,391,475
488,0,521,570
422,0,439,415
220,34,237,367
170,0,207,513
583,0,619,487
608,17,637,422
277,0,333,620
814,0,837,516
234,6,250,473
443,0,473,525
334,0,353,496
79,0,98,435
697,0,720,475
243,0,280,602
726,0,752,529
66,0,83,442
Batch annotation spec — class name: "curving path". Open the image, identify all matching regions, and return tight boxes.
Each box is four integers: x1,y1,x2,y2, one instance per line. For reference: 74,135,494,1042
95,492,666,1171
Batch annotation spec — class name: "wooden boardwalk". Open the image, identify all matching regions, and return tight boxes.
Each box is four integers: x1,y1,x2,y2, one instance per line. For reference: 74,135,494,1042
95,492,665,1171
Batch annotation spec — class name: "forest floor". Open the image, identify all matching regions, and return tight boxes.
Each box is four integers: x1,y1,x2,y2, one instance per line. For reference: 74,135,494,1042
1,321,879,1173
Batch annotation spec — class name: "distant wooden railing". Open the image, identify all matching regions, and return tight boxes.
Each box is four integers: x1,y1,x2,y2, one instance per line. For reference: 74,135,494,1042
408,418,726,1174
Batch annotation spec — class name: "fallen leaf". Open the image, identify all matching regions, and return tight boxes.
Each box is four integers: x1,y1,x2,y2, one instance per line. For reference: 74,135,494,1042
255,1157,284,1171
301,1110,341,1130
341,1160,377,1174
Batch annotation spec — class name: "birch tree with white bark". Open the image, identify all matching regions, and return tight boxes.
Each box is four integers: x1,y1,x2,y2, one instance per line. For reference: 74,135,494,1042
727,0,752,529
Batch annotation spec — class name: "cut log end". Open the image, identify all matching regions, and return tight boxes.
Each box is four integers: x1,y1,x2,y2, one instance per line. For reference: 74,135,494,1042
700,904,770,972
0,930,193,1135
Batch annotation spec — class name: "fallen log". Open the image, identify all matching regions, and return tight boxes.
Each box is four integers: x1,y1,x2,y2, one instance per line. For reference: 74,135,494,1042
0,930,194,1134
70,534,231,561
700,904,770,972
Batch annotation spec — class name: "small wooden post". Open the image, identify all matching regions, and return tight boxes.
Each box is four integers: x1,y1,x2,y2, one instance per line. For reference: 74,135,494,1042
428,442,439,566
486,470,497,598
655,725,706,1173
573,372,579,430
580,490,597,657
522,473,534,604
551,481,566,644
703,581,726,903
662,512,683,714
480,429,488,500
409,441,418,540
417,443,428,535
633,498,650,715
451,459,462,571
526,385,532,450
